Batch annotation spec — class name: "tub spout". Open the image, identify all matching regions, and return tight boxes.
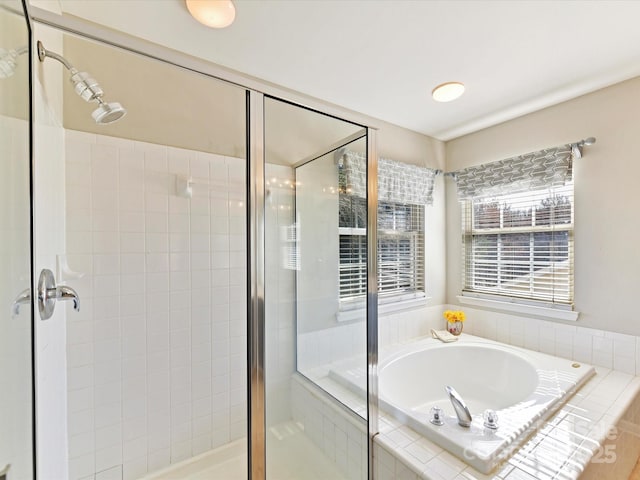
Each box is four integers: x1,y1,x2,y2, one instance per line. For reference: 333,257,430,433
446,385,472,427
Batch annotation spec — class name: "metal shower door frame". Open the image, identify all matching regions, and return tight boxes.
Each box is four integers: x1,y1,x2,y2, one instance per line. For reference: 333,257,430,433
24,6,380,480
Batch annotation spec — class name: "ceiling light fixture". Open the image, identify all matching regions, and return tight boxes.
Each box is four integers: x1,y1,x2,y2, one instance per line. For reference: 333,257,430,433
186,0,236,28
432,82,465,102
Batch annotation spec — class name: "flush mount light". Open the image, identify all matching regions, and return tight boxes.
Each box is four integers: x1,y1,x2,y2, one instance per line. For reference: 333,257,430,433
432,82,465,102
186,0,236,28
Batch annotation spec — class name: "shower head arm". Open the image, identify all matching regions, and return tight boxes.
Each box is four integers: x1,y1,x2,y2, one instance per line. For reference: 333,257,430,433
33,40,126,124
37,41,75,71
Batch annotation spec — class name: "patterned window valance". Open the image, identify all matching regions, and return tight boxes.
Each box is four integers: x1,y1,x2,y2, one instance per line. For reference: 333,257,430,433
449,144,573,200
342,151,439,205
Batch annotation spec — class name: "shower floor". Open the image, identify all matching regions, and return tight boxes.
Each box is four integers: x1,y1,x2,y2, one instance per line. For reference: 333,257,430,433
142,421,347,480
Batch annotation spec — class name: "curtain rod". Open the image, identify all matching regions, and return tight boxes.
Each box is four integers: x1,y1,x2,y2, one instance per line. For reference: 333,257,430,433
444,136,596,177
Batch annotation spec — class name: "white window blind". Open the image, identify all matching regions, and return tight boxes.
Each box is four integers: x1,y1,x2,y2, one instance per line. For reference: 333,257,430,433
462,181,574,307
452,143,576,309
338,195,425,306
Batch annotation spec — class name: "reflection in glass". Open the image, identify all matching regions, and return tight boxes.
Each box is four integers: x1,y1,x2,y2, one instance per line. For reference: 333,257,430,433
264,96,368,479
0,1,33,478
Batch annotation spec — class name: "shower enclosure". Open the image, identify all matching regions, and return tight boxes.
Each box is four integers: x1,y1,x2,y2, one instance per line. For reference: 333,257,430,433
32,27,250,479
3,2,377,479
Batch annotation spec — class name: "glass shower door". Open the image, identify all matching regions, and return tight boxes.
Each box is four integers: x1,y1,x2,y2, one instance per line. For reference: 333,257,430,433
31,27,249,479
264,96,370,480
0,1,34,478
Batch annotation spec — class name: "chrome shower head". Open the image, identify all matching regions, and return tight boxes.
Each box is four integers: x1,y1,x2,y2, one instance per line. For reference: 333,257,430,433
69,69,104,102
37,40,126,125
92,100,127,125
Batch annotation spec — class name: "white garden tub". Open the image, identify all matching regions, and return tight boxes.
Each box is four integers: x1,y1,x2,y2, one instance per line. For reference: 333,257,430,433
331,334,595,474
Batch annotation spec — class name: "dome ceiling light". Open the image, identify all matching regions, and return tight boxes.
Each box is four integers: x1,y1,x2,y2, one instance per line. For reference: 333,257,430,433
186,0,236,28
432,82,465,102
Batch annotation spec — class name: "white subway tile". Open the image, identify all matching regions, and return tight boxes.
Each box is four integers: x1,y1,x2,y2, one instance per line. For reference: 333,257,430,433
119,212,145,233
68,211,93,233
93,358,122,386
209,156,228,179
69,431,95,458
119,165,145,193
168,148,191,175
93,190,119,212
95,423,122,450
606,331,636,357
69,365,94,391
95,402,121,429
120,234,144,255
119,189,145,213
143,145,168,172
95,444,123,473
170,253,190,272
190,155,211,178
147,351,170,375
592,336,614,369
191,197,210,216
190,214,210,234
122,417,146,443
144,193,168,214
95,465,122,480
122,457,146,480
122,396,146,421
192,342,212,365
68,343,94,368
169,196,189,215
170,271,190,292
69,387,95,414
69,453,95,480
92,211,119,233
146,448,169,472
66,134,94,161
170,309,190,332
192,434,212,455
94,382,122,407
122,332,146,358
614,355,636,375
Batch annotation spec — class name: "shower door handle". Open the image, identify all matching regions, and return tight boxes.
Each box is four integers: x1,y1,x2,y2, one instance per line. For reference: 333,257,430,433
12,288,31,316
37,268,80,320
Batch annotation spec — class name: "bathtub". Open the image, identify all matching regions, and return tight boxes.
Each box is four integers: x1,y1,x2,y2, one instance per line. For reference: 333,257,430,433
330,334,595,474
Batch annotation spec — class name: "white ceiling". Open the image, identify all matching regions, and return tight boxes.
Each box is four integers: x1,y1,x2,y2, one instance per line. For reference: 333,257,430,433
56,0,640,141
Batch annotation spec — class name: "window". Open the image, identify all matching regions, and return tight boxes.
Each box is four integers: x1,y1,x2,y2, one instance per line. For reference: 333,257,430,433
338,194,425,308
462,181,573,307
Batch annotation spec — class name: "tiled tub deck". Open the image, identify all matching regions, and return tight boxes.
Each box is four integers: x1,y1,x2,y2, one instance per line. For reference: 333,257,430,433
292,335,640,480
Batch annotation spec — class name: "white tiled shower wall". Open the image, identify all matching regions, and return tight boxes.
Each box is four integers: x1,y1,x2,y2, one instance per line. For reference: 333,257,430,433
64,130,247,480
264,164,296,426
457,305,640,376
0,116,32,480
297,304,443,372
301,301,640,377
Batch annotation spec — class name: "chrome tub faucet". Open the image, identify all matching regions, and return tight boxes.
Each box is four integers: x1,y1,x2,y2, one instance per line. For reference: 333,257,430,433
446,385,472,427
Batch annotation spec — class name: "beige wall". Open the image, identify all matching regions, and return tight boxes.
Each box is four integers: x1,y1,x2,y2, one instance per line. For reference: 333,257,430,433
62,35,247,159
0,6,29,120
445,76,640,336
61,35,445,171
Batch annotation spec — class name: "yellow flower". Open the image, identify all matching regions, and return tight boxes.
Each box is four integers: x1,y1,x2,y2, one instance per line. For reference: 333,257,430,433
443,310,465,323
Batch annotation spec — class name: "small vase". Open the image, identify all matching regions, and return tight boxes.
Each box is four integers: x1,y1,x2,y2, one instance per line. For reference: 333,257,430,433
447,321,463,336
